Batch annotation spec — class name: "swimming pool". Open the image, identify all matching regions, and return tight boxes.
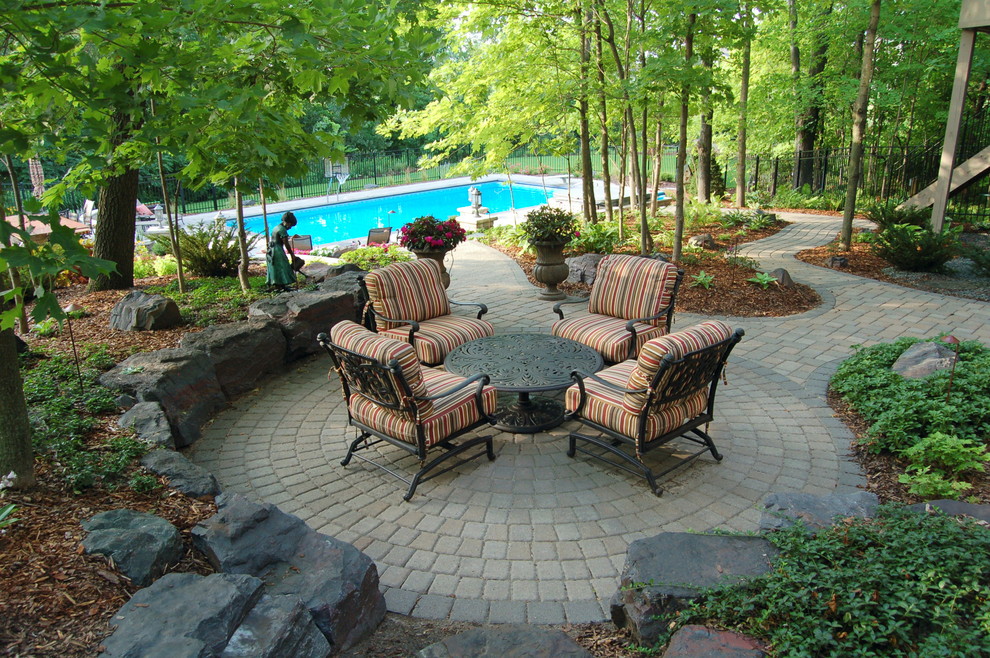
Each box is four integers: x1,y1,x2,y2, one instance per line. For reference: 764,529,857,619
244,181,556,245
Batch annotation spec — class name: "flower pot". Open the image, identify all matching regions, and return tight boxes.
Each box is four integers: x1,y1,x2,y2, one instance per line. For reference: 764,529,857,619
532,241,569,300
411,248,451,288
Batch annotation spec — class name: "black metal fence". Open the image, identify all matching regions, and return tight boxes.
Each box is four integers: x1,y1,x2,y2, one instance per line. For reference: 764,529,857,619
3,137,988,224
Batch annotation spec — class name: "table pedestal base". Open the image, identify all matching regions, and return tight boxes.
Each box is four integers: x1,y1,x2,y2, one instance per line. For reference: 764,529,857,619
493,392,565,433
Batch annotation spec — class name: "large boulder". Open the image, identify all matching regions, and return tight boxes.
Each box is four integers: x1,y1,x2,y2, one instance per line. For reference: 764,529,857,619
248,277,364,361
141,448,221,498
222,594,331,658
611,533,779,645
301,262,362,284
565,253,607,285
99,348,226,447
118,401,176,449
687,234,717,250
662,625,766,658
760,492,879,532
417,625,592,657
82,509,183,587
100,572,264,657
891,341,958,380
192,492,386,653
109,290,182,331
179,319,286,398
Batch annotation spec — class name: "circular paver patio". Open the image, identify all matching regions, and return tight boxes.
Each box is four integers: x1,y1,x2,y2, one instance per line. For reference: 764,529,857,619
187,212,990,625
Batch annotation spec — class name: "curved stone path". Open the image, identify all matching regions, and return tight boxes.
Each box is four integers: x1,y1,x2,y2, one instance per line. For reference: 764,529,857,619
187,212,990,625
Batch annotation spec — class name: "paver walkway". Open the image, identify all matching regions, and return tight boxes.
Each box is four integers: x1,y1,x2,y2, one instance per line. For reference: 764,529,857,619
187,211,990,625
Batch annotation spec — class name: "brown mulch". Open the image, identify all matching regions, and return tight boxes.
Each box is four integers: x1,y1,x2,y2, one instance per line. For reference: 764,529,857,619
499,220,821,318
0,462,217,656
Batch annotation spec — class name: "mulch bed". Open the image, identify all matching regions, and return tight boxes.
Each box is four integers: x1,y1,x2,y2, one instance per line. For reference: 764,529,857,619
0,463,216,655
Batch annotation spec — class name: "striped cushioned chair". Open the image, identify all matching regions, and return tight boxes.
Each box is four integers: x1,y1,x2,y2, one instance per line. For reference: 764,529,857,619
363,258,495,366
564,320,744,496
551,254,683,363
319,320,498,500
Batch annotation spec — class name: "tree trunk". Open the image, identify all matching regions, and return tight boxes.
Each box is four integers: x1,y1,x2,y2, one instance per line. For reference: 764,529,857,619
593,5,614,223
736,9,752,208
88,166,139,291
88,109,138,292
0,328,35,488
788,0,804,187
234,180,251,292
841,0,882,249
697,105,713,202
1,161,28,333
150,98,185,294
651,116,663,215
578,6,597,222
674,13,696,263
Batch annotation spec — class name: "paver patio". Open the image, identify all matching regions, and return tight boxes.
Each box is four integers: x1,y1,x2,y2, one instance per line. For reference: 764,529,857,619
187,211,990,625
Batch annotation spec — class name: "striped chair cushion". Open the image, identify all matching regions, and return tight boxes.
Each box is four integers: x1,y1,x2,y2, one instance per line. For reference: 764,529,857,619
364,258,450,330
348,368,497,447
330,320,433,419
381,315,495,365
565,361,707,442
623,320,733,413
552,315,667,364
588,254,678,324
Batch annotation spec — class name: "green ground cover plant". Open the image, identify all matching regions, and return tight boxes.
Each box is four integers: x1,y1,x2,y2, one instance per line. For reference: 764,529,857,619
21,347,154,492
681,505,990,657
146,276,269,326
338,244,413,270
830,336,990,498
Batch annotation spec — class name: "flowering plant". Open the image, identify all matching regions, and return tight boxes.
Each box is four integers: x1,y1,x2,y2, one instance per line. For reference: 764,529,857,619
520,206,579,243
398,215,467,251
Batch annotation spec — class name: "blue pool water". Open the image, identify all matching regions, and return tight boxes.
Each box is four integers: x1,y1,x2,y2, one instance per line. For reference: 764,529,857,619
245,181,555,245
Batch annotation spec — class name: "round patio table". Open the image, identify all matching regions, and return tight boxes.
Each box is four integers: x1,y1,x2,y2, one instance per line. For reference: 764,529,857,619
444,333,604,433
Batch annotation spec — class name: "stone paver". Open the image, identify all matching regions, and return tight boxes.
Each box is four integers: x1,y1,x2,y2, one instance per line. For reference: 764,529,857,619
188,212,990,624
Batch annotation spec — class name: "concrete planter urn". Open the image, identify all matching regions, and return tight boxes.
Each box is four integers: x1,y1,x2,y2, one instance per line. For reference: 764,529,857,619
532,241,569,300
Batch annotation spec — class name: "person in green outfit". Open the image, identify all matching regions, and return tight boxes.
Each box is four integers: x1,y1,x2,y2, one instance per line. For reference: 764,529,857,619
266,211,298,290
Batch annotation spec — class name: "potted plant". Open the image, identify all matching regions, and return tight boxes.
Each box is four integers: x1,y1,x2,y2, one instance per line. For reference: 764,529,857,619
398,215,467,287
521,206,579,300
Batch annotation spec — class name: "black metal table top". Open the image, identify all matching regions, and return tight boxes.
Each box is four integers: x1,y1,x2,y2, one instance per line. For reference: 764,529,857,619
444,333,604,393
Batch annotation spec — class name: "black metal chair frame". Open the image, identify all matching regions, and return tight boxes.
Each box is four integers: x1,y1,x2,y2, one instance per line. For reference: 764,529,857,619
317,332,495,500
358,275,490,366
553,268,685,362
565,328,744,496
367,226,392,244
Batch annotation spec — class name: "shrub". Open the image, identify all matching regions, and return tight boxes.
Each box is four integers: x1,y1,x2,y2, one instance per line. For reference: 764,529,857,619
965,244,990,276
151,222,251,277
863,200,931,231
339,244,413,270
872,224,962,273
146,276,267,326
520,206,578,243
569,220,621,254
683,505,990,656
398,215,466,251
684,200,722,231
718,209,751,228
480,224,530,250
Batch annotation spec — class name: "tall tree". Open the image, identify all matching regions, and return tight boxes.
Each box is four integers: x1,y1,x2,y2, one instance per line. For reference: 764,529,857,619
0,0,433,290
841,0,882,248
673,11,696,264
735,3,753,208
